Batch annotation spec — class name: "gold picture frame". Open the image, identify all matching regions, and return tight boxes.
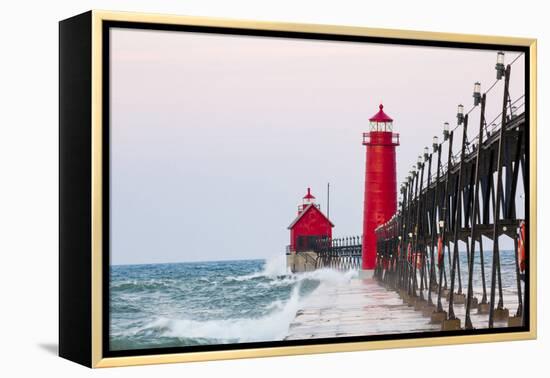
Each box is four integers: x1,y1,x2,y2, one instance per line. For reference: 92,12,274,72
59,10,537,368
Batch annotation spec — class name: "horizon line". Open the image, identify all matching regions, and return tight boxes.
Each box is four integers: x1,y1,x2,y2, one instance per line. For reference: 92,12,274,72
111,256,267,267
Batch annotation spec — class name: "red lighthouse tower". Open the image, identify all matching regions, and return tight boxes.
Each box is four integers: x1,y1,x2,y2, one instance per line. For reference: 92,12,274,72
362,104,400,271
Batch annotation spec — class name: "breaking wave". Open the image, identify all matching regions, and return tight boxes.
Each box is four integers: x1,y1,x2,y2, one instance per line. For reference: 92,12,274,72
134,284,303,343
110,256,358,349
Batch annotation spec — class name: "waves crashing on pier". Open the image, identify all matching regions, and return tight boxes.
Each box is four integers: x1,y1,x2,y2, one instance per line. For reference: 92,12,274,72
109,256,357,351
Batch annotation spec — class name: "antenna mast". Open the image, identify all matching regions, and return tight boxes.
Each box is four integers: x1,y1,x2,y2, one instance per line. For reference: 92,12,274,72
327,182,330,219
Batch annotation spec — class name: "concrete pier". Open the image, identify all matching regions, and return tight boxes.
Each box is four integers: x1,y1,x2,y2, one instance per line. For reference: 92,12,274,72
286,251,318,273
286,277,520,340
286,278,438,340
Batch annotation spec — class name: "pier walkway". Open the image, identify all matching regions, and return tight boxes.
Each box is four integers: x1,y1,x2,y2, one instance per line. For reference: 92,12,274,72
286,277,518,340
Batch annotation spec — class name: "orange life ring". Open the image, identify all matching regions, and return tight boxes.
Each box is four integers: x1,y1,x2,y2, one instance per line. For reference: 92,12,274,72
437,236,444,264
416,252,422,270
518,221,526,272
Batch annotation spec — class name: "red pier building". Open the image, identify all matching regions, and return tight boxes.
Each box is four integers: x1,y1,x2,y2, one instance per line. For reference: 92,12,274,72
288,188,334,252
362,104,400,271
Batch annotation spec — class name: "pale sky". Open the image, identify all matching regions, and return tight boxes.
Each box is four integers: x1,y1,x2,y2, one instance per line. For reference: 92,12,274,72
109,27,525,265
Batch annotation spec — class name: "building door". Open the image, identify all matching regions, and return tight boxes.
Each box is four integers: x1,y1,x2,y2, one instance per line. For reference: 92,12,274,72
296,235,322,252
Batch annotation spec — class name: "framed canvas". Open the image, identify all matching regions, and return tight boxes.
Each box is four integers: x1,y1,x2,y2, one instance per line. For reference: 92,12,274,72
59,10,537,368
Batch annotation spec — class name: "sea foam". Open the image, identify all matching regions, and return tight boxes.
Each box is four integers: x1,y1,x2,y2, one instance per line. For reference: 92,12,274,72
132,257,357,343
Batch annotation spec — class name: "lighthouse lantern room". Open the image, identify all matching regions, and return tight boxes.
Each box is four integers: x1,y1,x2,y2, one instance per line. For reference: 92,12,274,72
288,188,334,252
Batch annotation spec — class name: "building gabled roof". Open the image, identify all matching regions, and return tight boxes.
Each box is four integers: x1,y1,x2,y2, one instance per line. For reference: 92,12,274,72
287,204,335,230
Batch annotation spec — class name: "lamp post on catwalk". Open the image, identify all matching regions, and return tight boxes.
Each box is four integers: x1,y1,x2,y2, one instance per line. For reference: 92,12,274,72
361,104,400,276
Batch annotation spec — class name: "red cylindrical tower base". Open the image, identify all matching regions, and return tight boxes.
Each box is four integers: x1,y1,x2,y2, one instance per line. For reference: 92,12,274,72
362,131,399,270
